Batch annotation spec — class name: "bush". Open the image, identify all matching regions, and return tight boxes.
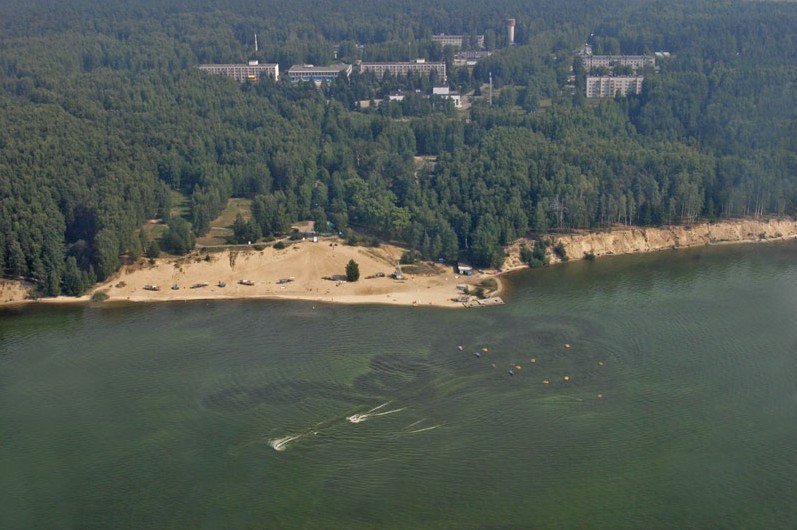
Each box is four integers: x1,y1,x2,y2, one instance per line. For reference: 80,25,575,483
519,245,532,264
346,231,359,246
161,218,195,255
91,291,109,302
524,240,550,268
346,259,360,282
232,214,261,244
273,241,286,249
584,251,596,261
400,250,421,264
253,244,266,251
553,241,568,261
146,240,161,259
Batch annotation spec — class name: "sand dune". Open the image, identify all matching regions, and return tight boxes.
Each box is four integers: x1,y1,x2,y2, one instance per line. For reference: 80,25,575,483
45,238,484,308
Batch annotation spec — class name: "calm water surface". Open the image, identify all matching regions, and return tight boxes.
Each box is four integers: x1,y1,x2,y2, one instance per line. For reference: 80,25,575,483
1,242,796,528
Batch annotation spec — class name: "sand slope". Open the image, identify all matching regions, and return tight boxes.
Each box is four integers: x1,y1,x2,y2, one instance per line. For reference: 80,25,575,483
504,218,797,269
79,239,479,307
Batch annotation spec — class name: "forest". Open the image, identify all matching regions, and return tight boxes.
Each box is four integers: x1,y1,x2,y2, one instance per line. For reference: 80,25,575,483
0,0,795,294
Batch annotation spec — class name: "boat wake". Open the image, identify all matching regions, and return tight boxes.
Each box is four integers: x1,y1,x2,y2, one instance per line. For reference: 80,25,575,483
406,424,442,434
269,402,411,452
269,432,311,452
347,402,405,423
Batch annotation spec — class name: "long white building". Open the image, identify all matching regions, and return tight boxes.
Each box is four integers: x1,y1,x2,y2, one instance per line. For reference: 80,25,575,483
586,76,644,98
359,59,446,82
581,54,655,72
197,60,279,82
431,34,484,49
288,64,352,84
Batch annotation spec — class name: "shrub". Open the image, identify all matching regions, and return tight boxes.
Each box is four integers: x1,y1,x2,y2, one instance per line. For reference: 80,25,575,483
161,218,195,255
519,245,532,265
346,259,360,282
146,240,161,259
91,291,109,303
400,250,421,264
232,214,261,244
253,244,266,251
346,232,359,246
273,241,286,250
553,241,568,261
528,240,550,267
584,251,596,261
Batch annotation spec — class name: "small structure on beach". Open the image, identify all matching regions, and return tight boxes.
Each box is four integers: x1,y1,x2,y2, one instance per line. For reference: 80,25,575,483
392,267,404,280
463,296,504,308
457,265,474,276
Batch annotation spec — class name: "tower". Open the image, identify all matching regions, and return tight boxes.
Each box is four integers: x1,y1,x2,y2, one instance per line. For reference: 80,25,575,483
506,18,516,46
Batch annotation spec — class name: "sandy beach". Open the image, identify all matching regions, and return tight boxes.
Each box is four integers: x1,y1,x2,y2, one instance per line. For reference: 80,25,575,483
5,238,495,308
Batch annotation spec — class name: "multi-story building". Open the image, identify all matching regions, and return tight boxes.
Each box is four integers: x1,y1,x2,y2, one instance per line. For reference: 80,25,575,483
581,54,655,72
359,59,446,82
287,64,352,84
586,76,644,98
431,34,485,49
197,60,279,82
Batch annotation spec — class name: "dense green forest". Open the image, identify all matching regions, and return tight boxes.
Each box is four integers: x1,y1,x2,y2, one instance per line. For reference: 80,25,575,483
0,0,795,294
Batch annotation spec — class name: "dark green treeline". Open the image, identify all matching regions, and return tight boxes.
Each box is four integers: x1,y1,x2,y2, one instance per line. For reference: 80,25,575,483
0,0,795,294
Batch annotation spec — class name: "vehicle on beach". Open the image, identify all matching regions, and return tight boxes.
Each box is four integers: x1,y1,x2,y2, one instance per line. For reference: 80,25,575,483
190,282,209,289
143,285,160,291
238,279,255,286
171,284,179,290
276,277,294,284
217,281,226,288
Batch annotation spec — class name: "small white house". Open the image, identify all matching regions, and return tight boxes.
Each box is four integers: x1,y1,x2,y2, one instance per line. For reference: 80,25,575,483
432,86,462,108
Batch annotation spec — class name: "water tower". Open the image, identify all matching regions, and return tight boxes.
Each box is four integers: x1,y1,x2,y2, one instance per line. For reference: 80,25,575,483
506,18,516,46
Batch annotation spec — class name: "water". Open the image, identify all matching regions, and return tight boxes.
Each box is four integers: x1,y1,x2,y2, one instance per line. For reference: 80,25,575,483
1,242,796,529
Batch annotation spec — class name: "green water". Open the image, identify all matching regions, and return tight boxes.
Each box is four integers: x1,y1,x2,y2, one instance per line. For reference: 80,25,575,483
1,242,796,529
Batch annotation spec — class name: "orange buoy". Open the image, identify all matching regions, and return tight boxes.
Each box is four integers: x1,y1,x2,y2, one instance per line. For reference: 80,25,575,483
543,379,550,384
564,343,571,349
515,365,522,370
482,347,489,353
598,361,604,366
563,375,571,381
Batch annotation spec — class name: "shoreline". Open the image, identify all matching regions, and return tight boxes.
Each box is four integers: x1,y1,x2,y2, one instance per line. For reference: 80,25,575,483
2,217,794,309
503,217,797,273
2,239,500,310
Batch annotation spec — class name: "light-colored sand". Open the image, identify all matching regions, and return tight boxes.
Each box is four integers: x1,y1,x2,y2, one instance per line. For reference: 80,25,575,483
0,279,33,304
504,217,797,270
27,238,488,308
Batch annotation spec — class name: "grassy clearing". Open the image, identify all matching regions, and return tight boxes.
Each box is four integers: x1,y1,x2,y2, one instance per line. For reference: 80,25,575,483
169,190,191,220
212,198,253,228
